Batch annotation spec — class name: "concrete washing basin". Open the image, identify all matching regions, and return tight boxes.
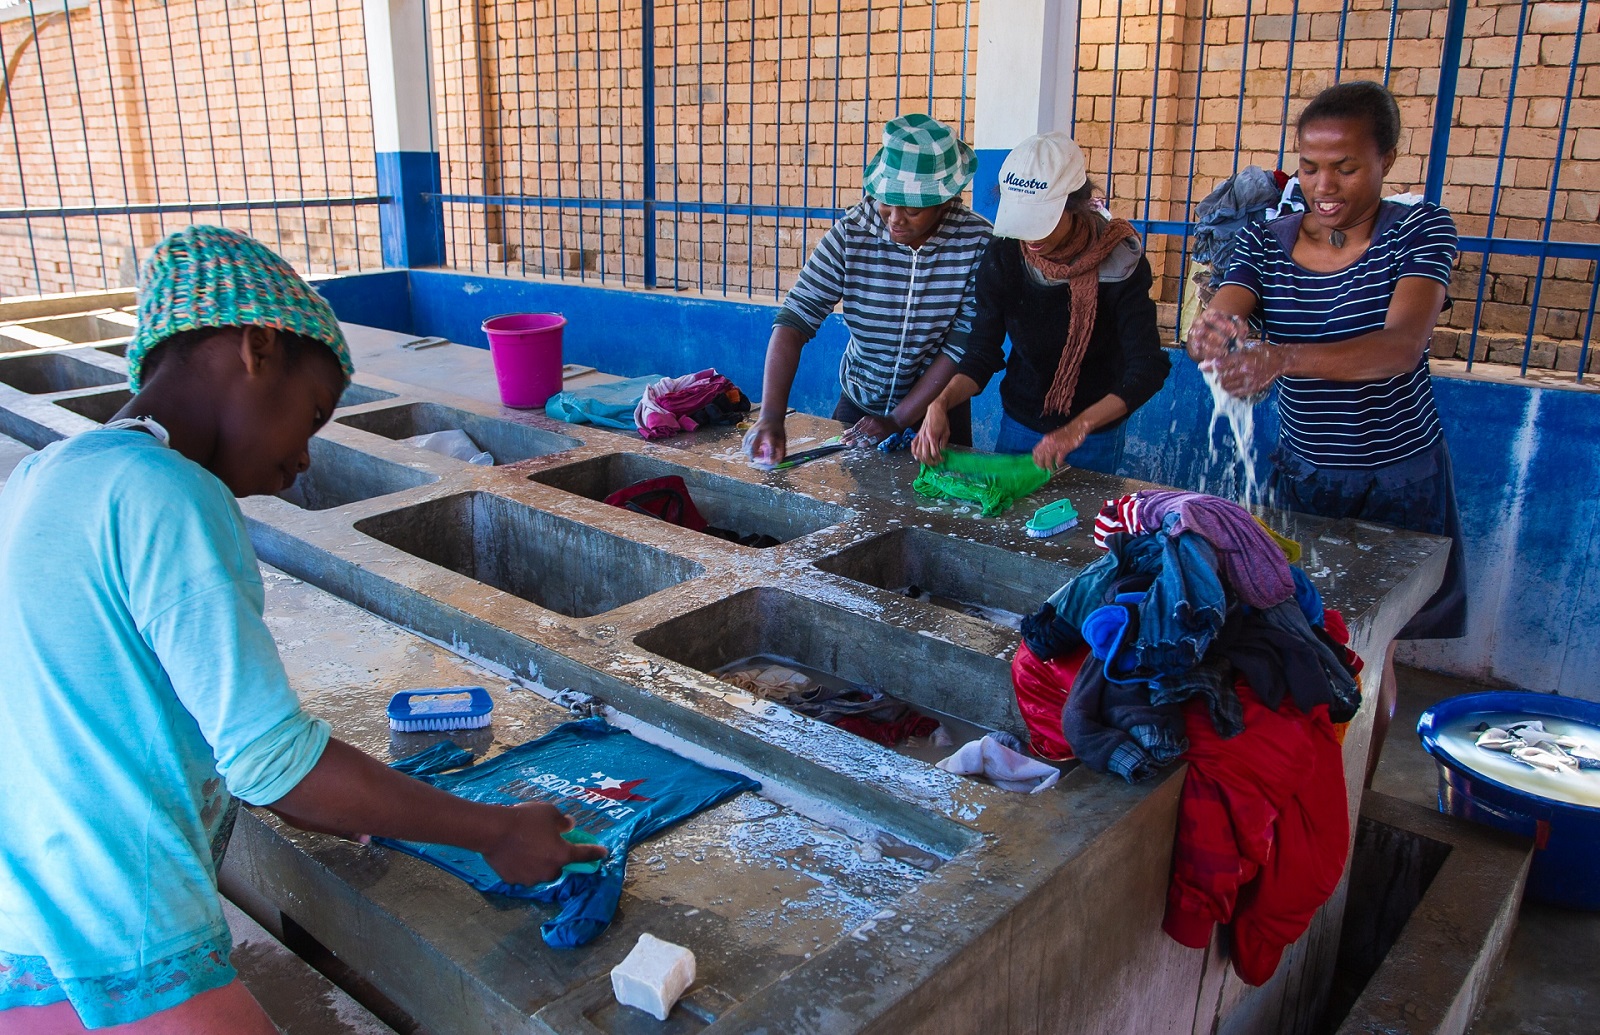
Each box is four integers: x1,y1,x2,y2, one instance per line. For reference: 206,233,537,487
529,452,853,548
0,317,1519,1035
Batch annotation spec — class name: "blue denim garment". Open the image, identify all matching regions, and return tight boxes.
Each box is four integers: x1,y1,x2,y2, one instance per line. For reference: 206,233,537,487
1134,515,1227,674
994,411,1126,476
1268,438,1465,640
1050,533,1164,632
1290,565,1324,627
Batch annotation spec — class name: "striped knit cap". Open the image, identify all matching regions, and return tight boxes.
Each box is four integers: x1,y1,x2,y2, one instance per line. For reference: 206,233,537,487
127,225,354,392
862,113,977,208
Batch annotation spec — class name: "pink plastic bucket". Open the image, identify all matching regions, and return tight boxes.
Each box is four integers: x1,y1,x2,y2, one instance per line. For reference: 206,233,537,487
482,312,565,408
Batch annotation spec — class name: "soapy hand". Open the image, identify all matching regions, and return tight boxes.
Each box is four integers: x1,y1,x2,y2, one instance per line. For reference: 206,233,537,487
1032,420,1090,471
842,413,901,448
481,802,607,887
1186,310,1248,365
743,420,786,469
1205,344,1287,399
911,404,951,465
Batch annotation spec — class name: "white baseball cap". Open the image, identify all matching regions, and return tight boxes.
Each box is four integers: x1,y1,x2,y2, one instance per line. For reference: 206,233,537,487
992,133,1088,241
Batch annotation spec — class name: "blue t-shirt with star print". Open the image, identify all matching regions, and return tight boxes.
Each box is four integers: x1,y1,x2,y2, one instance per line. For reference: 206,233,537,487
381,718,758,948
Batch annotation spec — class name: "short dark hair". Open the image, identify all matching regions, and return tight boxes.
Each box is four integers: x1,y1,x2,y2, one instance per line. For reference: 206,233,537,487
1297,80,1402,155
141,325,343,385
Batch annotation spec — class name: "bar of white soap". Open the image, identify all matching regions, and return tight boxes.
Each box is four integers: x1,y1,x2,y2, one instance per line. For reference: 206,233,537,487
611,933,696,1021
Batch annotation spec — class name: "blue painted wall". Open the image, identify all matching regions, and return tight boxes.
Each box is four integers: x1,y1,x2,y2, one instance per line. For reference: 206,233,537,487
318,269,1600,699
314,270,411,333
375,151,444,269
400,269,1013,443
972,148,1007,224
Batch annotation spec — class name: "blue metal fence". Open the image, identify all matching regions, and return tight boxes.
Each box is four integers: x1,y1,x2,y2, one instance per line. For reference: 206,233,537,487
0,0,381,297
1069,0,1598,381
0,0,1591,378
426,0,1596,381
426,0,978,300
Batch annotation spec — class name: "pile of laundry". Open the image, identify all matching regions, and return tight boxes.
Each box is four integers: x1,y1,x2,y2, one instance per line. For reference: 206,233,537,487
1012,488,1364,987
546,368,750,442
717,660,942,747
1474,720,1600,773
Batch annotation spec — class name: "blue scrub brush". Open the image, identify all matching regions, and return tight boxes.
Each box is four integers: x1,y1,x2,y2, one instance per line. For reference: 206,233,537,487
387,687,494,732
1025,498,1079,539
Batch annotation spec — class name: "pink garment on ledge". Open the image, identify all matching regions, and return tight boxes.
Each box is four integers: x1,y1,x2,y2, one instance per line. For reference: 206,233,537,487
634,369,736,440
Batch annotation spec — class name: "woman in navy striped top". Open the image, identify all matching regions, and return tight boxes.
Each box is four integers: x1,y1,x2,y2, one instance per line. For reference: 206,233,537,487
1187,81,1466,780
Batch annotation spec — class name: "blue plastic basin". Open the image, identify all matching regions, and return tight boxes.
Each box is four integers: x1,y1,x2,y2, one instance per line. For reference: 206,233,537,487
1418,689,1600,910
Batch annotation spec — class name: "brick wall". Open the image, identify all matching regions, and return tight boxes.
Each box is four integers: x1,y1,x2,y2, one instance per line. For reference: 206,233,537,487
0,0,381,298
430,0,979,298
3,0,1592,368
1070,0,1599,367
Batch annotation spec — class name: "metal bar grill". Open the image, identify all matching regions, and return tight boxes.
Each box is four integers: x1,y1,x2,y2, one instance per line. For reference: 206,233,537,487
428,0,980,300
0,0,382,297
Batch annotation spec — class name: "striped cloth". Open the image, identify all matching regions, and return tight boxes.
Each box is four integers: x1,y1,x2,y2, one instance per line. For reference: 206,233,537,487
1093,494,1144,549
1222,201,1457,469
775,197,992,415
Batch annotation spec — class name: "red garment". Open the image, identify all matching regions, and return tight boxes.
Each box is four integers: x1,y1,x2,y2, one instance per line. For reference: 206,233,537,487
1163,681,1349,986
833,711,938,747
1010,641,1081,761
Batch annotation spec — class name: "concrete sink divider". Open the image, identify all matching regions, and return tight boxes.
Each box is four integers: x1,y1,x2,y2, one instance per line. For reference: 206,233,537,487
528,450,855,548
0,325,1524,1035
813,524,1073,621
337,400,582,464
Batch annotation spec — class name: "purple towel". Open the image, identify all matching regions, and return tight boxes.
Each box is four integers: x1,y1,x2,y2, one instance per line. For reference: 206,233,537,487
1135,490,1294,609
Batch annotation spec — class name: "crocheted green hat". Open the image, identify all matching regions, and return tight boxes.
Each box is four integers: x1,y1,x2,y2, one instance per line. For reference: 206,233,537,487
127,225,354,392
862,113,977,208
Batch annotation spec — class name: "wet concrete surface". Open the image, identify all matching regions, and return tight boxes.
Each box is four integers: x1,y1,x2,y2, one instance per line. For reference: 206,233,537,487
0,326,1489,1034
1375,667,1600,1035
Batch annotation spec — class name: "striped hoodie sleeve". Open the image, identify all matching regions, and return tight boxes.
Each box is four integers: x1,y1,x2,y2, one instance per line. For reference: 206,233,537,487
938,250,982,364
774,220,850,341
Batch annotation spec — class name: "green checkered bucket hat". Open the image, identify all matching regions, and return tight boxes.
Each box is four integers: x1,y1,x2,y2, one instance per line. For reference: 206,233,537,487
862,114,977,208
127,225,354,392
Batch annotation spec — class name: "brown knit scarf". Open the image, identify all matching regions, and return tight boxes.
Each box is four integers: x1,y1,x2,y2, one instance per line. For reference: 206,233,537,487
1024,215,1140,417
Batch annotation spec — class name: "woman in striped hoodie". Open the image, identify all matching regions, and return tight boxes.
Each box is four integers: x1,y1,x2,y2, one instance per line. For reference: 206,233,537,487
746,114,993,466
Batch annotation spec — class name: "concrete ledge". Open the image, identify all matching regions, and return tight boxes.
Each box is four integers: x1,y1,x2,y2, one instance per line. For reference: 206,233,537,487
1333,791,1531,1035
0,287,134,322
224,898,395,1035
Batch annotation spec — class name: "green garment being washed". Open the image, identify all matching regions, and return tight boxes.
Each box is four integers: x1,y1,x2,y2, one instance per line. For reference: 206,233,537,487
913,448,1051,517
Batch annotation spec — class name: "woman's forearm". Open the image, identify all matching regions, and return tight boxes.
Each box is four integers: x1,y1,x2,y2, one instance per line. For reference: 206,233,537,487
1275,329,1424,382
758,325,807,423
925,372,981,416
1070,393,1129,434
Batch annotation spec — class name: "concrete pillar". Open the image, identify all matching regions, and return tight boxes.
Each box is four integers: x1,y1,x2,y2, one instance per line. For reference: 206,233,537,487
364,0,443,268
971,0,1080,222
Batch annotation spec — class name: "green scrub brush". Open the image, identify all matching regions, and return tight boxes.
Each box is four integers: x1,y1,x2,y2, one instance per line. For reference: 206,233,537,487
1025,498,1079,538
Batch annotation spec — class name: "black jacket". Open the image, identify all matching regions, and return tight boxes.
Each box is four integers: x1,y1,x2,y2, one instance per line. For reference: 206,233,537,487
957,238,1171,434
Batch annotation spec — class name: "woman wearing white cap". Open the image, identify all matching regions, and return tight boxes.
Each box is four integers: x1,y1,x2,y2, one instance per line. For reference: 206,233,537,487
747,114,993,466
912,133,1169,472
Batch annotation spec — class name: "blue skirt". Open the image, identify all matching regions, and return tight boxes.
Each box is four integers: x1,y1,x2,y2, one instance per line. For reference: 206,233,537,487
1268,437,1467,640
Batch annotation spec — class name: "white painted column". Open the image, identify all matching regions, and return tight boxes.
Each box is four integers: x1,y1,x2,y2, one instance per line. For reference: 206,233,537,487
364,0,441,266
970,0,1081,220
